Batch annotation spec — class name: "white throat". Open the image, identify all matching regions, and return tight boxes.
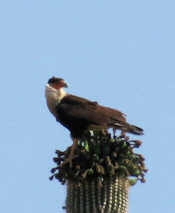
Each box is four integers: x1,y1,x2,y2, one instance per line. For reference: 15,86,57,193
45,84,67,118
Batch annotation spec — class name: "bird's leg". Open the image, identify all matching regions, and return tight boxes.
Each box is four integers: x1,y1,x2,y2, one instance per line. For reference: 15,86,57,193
120,130,129,140
113,128,117,138
121,130,126,138
61,138,79,168
63,145,72,155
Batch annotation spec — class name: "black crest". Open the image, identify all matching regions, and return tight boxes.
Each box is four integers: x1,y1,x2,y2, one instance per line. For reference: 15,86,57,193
48,76,64,84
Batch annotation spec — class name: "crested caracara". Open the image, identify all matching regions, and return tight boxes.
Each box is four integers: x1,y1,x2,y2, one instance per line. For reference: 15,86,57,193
45,77,143,167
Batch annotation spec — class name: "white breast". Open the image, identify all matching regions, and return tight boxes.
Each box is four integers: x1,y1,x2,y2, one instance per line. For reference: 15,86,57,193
45,84,67,118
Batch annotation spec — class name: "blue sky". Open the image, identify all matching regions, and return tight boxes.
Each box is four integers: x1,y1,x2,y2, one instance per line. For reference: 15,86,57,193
1,1,175,212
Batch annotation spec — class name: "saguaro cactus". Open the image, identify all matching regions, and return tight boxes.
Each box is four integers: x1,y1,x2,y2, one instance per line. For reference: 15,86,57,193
50,131,147,213
66,177,129,213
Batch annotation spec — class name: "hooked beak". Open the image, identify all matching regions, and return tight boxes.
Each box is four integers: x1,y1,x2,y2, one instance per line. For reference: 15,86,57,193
63,82,68,88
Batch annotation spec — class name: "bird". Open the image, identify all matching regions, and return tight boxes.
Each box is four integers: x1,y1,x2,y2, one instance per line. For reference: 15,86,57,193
45,76,143,167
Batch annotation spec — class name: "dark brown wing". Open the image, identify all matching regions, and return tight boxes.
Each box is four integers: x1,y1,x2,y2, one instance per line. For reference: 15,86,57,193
59,94,98,105
55,94,127,137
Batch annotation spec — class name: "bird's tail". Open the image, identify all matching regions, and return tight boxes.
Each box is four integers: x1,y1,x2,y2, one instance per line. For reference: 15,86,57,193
113,122,144,135
126,124,144,135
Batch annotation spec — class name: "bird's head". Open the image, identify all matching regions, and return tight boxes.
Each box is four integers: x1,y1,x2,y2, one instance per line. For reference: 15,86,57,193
48,76,68,90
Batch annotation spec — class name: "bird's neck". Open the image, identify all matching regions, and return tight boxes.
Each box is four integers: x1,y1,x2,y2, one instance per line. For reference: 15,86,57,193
45,84,67,117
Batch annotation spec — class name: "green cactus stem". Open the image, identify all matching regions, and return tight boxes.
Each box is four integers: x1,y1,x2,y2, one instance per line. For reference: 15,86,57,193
50,131,147,213
66,177,129,213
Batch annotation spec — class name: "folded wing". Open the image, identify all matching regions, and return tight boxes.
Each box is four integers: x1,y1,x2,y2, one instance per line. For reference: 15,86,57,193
55,94,131,137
